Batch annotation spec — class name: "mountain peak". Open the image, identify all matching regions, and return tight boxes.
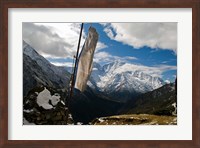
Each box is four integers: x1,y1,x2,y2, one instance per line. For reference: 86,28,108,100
89,60,165,101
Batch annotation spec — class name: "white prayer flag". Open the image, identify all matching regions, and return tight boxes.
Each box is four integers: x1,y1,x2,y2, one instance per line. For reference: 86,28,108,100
75,27,99,92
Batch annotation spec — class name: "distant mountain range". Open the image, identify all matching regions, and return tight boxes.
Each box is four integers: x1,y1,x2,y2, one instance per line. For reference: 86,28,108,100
88,61,165,101
66,61,166,102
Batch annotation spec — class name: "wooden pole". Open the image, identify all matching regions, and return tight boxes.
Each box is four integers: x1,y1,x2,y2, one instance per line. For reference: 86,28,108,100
69,23,84,100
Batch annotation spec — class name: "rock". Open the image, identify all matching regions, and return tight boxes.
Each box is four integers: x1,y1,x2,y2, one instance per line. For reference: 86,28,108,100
23,86,74,125
45,114,51,120
60,110,65,116
52,115,63,121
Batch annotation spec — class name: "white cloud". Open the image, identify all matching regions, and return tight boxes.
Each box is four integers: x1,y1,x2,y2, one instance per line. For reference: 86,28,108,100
23,23,78,59
51,62,73,67
104,27,115,39
23,23,107,59
94,51,137,63
96,42,108,52
103,23,177,52
117,63,176,78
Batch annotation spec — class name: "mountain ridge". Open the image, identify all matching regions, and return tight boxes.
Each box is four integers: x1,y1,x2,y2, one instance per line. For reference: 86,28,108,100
87,60,165,101
23,41,70,96
119,82,177,116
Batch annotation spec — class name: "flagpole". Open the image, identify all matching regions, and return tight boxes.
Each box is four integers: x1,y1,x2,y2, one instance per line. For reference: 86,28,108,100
69,23,84,100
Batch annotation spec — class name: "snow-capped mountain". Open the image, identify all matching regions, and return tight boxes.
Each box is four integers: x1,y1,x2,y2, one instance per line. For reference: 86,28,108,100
23,41,70,96
88,60,165,101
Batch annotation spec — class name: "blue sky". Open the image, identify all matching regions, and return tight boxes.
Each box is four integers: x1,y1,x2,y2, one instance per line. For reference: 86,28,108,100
23,22,177,82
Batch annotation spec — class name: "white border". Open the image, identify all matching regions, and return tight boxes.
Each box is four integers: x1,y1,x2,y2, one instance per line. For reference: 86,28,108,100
8,8,192,140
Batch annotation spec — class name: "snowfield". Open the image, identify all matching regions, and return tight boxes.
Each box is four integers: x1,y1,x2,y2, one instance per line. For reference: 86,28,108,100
89,60,165,96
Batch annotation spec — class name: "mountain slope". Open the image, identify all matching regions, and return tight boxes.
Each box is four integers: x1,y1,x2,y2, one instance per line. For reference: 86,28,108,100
119,82,177,116
23,41,70,96
68,86,124,124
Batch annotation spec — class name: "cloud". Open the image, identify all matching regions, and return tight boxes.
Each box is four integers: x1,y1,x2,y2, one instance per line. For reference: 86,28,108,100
114,63,177,78
51,61,73,67
94,51,176,78
96,42,108,52
23,23,107,59
94,51,137,63
103,23,177,52
23,23,76,58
